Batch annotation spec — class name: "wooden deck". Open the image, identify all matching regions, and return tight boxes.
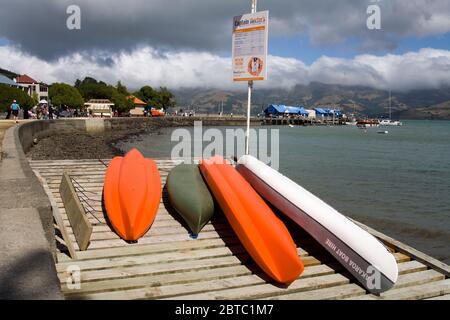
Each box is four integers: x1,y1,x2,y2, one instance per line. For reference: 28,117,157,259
29,158,450,300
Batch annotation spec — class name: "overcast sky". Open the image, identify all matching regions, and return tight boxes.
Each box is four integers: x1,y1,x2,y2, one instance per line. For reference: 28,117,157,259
0,0,449,91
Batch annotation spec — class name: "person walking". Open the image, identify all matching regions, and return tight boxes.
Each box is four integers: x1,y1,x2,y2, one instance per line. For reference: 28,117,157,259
10,100,20,122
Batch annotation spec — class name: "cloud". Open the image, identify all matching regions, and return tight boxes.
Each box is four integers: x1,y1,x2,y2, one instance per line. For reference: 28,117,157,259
0,0,449,59
1,46,449,92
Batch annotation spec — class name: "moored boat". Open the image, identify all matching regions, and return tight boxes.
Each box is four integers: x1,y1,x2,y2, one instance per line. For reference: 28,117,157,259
103,148,161,241
236,155,398,293
166,164,214,236
356,119,380,128
199,156,304,284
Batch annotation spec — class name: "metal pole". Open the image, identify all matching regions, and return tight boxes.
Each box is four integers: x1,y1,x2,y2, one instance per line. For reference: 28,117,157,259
245,0,257,155
245,80,253,154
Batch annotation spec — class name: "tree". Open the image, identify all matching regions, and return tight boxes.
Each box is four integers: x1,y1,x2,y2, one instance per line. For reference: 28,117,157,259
134,86,157,103
116,81,129,95
49,83,84,108
158,87,176,109
0,84,34,112
31,92,39,106
75,77,114,100
111,91,134,115
133,86,177,109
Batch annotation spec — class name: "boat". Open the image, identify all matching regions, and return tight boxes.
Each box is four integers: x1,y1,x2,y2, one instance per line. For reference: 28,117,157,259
379,119,402,126
356,119,380,128
377,130,389,134
379,90,402,126
166,164,214,236
103,148,161,241
199,156,304,284
236,155,398,293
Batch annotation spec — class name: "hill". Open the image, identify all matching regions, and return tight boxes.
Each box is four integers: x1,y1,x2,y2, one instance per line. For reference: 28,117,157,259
174,82,450,119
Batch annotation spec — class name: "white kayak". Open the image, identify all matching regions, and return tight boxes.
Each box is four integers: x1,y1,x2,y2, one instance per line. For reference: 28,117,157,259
236,155,398,293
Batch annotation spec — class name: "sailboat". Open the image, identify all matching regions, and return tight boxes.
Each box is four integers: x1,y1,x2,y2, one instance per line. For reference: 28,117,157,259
380,90,402,126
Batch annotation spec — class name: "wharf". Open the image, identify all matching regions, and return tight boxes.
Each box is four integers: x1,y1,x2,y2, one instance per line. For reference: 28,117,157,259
29,158,450,300
261,118,346,126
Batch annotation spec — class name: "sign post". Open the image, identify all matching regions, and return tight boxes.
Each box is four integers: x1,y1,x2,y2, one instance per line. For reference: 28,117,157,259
232,0,268,155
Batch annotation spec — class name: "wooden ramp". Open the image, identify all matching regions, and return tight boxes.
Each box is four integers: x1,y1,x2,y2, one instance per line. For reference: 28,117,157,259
29,158,450,300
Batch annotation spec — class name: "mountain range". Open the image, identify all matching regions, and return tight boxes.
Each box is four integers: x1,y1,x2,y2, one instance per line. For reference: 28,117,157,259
2,66,449,119
174,82,450,120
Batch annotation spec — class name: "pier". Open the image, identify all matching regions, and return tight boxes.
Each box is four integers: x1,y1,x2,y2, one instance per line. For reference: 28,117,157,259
261,118,347,126
29,157,449,300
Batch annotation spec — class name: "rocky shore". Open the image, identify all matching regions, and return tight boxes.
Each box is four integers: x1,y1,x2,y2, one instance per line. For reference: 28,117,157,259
24,116,259,160
26,124,162,160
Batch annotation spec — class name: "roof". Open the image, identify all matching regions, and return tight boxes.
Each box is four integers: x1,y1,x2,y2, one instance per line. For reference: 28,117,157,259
127,95,146,106
314,107,326,114
264,105,286,114
15,74,38,84
285,106,309,115
84,99,114,106
0,74,18,86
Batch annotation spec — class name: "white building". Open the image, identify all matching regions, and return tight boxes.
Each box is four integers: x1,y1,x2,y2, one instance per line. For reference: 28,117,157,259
14,74,49,102
306,109,316,119
84,99,114,117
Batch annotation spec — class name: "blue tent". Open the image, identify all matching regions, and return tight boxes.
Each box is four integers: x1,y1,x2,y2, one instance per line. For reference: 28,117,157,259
315,107,343,118
297,106,309,116
314,107,328,116
284,106,309,116
284,106,300,114
264,104,286,116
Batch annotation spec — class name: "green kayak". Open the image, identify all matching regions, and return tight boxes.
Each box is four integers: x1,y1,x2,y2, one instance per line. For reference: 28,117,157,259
166,164,215,235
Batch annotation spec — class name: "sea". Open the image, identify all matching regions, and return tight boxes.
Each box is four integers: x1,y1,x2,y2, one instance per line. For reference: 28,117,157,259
115,120,450,264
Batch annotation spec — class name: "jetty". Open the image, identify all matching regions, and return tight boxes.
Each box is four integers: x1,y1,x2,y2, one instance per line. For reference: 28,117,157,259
29,157,450,300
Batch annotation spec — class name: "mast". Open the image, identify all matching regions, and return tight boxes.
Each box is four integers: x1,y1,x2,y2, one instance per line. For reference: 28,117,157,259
389,89,392,120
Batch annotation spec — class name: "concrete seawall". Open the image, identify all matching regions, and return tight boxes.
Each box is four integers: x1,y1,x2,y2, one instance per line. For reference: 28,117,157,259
0,123,62,299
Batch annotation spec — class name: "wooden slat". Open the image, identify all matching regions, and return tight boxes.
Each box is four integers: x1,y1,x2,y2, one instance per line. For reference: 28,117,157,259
265,283,366,300
380,279,450,300
33,169,78,259
168,273,351,300
58,254,322,285
426,294,450,300
353,219,450,277
391,270,445,290
64,264,335,297
59,172,92,250
69,265,340,300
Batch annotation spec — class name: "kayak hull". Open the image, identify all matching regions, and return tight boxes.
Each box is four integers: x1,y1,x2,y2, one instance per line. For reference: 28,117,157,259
237,155,398,293
167,164,214,235
103,148,161,241
199,156,304,284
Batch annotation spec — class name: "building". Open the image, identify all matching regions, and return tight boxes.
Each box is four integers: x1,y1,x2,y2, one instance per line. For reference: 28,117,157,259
264,104,286,116
128,95,147,117
264,104,308,117
14,74,49,102
314,107,343,119
84,99,114,117
305,109,316,119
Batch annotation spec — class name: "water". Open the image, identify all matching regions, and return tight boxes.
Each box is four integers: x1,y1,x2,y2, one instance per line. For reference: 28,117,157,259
116,120,450,264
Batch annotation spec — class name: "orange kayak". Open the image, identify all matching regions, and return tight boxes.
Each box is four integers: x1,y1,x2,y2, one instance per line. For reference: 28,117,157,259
199,156,304,284
103,148,161,241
